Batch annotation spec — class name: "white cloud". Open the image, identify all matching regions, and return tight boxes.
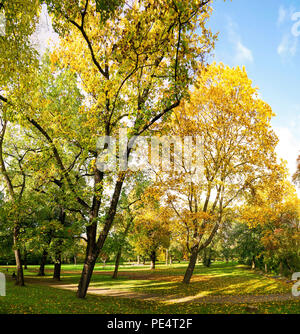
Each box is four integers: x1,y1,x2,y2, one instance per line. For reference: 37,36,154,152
277,33,298,58
276,5,299,60
277,5,287,26
226,18,254,66
235,41,254,64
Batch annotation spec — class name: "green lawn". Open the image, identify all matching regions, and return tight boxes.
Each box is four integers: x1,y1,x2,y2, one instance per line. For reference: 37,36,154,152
0,262,299,314
15,261,293,296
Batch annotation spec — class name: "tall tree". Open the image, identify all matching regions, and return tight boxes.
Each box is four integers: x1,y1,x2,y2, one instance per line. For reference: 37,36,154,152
21,0,216,298
154,63,284,284
0,0,40,285
0,120,41,285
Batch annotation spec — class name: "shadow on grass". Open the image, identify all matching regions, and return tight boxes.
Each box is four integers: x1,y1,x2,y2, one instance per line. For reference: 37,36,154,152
1,261,291,301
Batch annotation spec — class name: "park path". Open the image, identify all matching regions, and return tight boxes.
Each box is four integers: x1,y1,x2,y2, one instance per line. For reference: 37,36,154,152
22,276,298,305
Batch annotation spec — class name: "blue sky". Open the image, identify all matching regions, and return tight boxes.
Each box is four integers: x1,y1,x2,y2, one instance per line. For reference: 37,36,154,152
208,0,300,180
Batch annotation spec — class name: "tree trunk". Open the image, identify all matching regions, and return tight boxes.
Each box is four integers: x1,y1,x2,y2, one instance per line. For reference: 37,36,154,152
38,250,48,276
279,261,283,276
251,256,256,270
165,249,168,266
112,248,122,279
53,208,65,281
264,263,268,273
23,249,28,270
14,248,24,286
74,255,77,265
77,252,97,298
76,174,126,299
112,218,132,279
203,248,212,268
150,251,156,270
13,226,24,286
53,250,62,281
183,246,199,284
137,255,140,265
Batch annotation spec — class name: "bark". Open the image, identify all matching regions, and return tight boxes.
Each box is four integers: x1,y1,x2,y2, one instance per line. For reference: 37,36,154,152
53,264,61,281
165,249,169,266
264,263,268,273
183,246,199,284
53,241,62,281
279,262,283,276
53,207,66,281
183,215,222,284
77,221,99,298
13,226,24,286
203,248,212,267
112,248,122,279
76,251,97,298
150,250,156,270
53,251,61,281
38,250,48,276
137,255,140,265
14,248,24,286
23,249,28,270
251,256,256,270
112,217,132,279
77,174,126,298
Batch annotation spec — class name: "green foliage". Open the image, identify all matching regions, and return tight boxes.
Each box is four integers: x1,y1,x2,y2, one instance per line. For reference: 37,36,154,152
95,0,124,22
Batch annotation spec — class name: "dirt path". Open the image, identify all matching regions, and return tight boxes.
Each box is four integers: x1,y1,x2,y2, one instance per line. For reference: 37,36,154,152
21,276,298,305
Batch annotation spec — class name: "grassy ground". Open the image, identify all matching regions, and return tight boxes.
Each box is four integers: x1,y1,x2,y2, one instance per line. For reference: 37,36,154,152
0,262,299,314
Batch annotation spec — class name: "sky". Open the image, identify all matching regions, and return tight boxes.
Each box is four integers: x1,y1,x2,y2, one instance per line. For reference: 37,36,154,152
208,0,300,184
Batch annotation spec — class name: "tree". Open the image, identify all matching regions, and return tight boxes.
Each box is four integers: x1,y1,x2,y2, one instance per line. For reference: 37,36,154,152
131,194,171,270
261,193,300,276
293,154,300,187
0,120,41,285
0,0,39,95
0,192,14,264
111,173,149,278
0,0,40,286
19,0,216,298
0,0,38,285
233,223,264,269
212,220,236,263
154,63,283,284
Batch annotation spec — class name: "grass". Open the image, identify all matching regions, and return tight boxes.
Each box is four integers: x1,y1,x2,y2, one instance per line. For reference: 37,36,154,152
15,261,293,296
0,262,299,314
88,263,293,297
